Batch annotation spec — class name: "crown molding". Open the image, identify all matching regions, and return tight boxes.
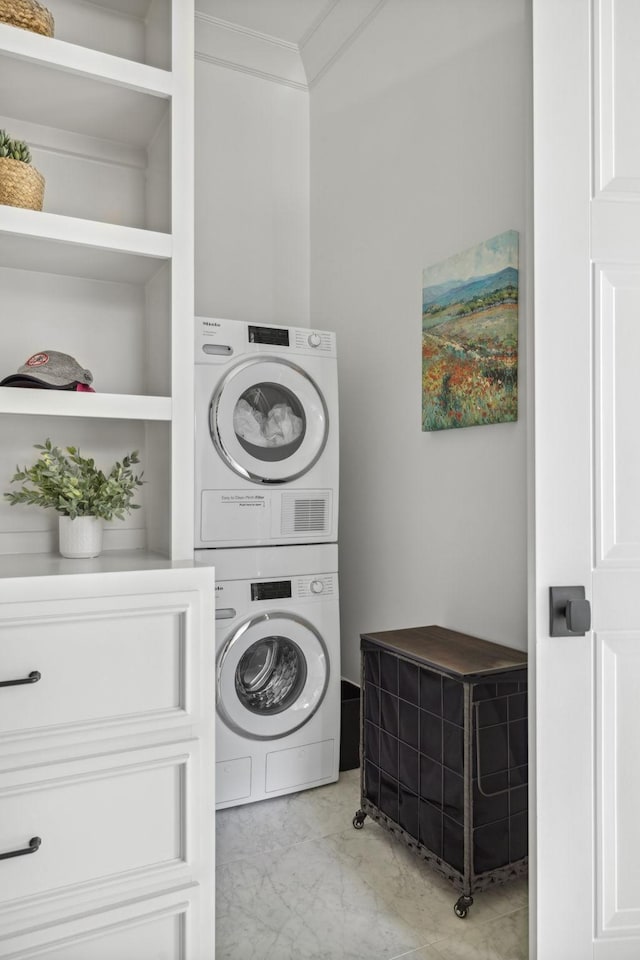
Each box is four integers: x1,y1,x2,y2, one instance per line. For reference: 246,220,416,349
297,0,341,50
194,12,308,90
195,11,300,52
302,0,389,87
194,0,389,91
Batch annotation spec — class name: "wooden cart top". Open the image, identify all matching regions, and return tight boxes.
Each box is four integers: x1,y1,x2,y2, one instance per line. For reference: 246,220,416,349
360,624,527,679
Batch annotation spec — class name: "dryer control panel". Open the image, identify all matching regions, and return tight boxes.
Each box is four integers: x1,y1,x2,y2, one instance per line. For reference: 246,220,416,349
195,316,337,363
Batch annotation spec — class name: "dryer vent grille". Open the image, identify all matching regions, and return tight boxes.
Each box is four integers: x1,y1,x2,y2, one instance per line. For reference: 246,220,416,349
281,493,330,535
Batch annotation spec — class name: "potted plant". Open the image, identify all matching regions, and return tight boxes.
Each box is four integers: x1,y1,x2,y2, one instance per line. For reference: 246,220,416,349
0,0,54,37
0,129,45,210
4,439,144,558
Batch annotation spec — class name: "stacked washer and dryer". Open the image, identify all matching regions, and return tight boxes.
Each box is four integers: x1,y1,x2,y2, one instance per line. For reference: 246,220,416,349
194,317,340,809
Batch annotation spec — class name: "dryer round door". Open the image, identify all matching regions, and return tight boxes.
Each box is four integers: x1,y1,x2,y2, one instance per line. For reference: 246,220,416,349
217,613,329,740
210,357,329,483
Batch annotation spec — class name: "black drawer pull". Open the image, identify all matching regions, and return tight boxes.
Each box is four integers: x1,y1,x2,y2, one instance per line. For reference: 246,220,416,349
0,837,42,861
0,671,41,688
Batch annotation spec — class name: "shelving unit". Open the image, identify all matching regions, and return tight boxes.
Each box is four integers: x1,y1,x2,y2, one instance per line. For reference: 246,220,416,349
0,7,214,959
0,0,194,562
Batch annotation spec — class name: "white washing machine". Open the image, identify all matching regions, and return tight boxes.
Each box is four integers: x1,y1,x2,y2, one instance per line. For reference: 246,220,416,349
196,543,340,809
194,316,339,548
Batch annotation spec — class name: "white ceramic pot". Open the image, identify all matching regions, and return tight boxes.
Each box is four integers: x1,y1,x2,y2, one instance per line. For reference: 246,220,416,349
58,515,104,559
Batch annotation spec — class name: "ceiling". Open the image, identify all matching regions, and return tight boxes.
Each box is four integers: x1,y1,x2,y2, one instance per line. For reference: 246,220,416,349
193,0,336,46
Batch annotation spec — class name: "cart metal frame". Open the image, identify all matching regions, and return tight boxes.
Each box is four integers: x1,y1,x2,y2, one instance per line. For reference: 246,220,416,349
353,626,528,919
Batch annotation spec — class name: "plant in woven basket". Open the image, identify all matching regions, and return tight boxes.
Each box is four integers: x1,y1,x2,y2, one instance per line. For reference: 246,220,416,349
0,0,54,37
0,128,45,210
4,439,145,522
0,130,32,164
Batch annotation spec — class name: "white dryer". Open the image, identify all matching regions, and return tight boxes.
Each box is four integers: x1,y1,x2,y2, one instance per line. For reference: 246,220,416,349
196,543,340,809
194,316,339,548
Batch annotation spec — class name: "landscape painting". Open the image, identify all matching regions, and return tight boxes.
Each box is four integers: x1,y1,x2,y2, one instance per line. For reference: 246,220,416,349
422,230,519,431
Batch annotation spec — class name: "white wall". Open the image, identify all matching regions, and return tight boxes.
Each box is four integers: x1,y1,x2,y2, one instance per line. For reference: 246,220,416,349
310,0,532,683
195,59,310,325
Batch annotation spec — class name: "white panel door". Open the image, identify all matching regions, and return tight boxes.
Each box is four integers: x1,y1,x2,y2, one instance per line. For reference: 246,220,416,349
534,0,640,957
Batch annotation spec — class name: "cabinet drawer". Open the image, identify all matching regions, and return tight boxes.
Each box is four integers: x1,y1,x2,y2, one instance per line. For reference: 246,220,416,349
32,911,181,960
0,741,197,906
0,886,209,959
0,592,196,741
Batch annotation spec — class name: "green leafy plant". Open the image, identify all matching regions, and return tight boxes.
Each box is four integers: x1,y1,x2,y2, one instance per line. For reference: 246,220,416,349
0,130,33,164
4,439,144,521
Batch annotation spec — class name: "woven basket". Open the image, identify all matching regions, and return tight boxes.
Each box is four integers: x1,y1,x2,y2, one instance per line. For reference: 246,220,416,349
0,0,54,36
0,157,45,210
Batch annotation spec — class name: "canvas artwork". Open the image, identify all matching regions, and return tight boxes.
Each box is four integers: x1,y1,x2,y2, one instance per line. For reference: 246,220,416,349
422,230,519,431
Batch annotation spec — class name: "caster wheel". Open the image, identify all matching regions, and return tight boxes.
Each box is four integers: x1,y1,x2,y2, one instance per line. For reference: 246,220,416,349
352,809,367,830
454,895,473,919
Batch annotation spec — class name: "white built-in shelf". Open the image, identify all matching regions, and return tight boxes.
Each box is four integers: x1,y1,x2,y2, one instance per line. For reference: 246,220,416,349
0,388,172,421
0,205,171,283
0,22,171,146
0,550,189,581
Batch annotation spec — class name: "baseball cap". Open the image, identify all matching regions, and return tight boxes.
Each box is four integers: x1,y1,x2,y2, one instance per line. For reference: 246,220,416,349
0,351,94,390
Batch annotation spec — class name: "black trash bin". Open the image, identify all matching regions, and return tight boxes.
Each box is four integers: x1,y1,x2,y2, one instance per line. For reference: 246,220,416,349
339,679,361,771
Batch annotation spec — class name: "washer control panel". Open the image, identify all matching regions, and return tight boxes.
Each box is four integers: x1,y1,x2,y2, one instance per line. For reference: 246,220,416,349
214,573,338,610
295,575,336,599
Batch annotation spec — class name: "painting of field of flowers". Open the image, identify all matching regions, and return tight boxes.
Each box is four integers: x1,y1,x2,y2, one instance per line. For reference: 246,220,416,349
422,231,519,431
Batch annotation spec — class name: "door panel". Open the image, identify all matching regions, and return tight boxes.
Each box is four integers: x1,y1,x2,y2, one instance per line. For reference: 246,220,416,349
595,0,640,195
598,633,640,934
595,267,640,564
534,0,640,956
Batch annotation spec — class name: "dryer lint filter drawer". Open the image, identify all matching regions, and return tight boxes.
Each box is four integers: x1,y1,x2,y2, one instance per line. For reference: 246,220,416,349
201,490,333,544
265,739,335,793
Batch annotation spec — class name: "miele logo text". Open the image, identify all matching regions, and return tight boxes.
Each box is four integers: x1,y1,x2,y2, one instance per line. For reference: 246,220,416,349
203,321,221,328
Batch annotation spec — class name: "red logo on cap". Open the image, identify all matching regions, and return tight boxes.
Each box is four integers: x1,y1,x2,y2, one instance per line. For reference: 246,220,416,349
25,353,49,367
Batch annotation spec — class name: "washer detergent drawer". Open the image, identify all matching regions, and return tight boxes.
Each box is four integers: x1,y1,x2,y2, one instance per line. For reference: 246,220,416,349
0,741,195,905
265,739,335,793
0,593,188,740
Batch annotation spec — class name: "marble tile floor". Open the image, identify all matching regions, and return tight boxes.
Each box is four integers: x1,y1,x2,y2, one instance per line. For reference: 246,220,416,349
216,768,528,960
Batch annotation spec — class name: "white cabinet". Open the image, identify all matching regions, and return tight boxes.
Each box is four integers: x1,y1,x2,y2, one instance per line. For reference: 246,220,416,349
0,566,215,959
0,7,212,953
0,0,194,560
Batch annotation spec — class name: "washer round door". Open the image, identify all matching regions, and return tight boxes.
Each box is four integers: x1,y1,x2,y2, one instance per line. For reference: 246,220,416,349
210,357,329,483
217,613,330,740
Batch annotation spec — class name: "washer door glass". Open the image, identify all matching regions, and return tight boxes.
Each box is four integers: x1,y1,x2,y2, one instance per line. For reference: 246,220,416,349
210,358,328,483
217,614,329,740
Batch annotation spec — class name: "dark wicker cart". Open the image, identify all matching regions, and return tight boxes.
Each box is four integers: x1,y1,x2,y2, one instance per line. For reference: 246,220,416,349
353,625,528,918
